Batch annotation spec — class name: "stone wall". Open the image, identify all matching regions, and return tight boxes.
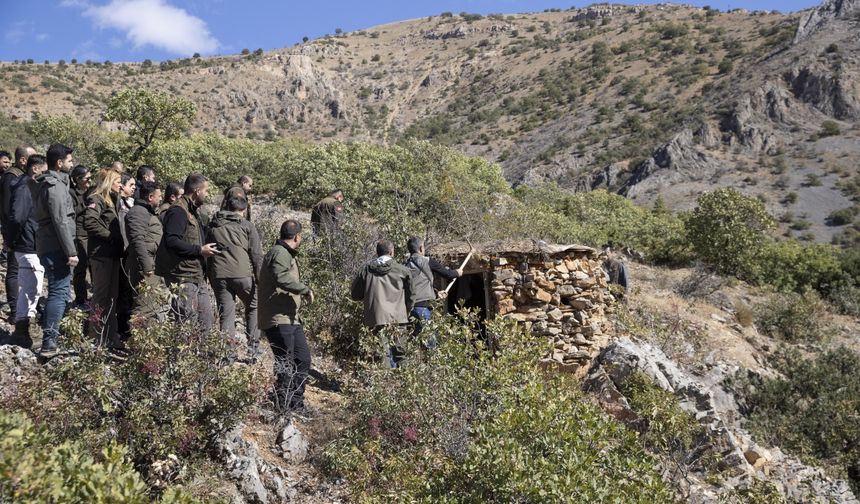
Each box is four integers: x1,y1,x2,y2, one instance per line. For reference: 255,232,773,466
436,242,613,375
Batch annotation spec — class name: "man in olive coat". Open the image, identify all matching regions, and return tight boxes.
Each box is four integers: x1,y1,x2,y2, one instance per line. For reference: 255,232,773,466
258,219,314,413
207,195,262,358
310,189,344,235
351,240,415,368
125,181,164,316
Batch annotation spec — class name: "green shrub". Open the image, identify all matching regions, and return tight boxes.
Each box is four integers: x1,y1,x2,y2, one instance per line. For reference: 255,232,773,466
0,411,198,503
719,479,785,504
758,240,842,292
324,315,674,502
512,185,694,265
802,173,822,187
619,371,704,454
740,347,860,493
686,188,776,280
717,58,734,74
827,281,860,317
826,207,857,226
820,120,841,137
3,307,265,475
755,291,829,343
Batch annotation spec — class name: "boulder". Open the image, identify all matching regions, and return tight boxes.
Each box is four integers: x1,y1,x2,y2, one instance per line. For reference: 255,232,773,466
278,422,309,464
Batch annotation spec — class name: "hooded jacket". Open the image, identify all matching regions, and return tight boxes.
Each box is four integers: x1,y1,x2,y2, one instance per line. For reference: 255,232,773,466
8,174,37,254
258,241,309,329
351,256,415,327
32,169,77,257
125,199,163,283
205,210,262,280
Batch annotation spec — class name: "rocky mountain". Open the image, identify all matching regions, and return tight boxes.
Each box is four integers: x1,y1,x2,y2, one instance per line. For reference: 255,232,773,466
0,1,858,243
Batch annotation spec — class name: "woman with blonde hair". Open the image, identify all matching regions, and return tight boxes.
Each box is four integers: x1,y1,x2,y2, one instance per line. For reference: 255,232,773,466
83,169,124,351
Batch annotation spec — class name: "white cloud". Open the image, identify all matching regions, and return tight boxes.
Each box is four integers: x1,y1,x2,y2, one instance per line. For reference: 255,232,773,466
81,0,219,56
5,21,28,44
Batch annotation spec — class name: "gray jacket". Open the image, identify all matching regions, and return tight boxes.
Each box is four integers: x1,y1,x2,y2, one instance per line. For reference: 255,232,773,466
32,169,76,257
125,200,163,283
351,257,415,327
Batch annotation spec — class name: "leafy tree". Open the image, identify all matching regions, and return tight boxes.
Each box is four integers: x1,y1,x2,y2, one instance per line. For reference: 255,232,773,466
27,113,127,167
103,88,196,161
686,188,776,279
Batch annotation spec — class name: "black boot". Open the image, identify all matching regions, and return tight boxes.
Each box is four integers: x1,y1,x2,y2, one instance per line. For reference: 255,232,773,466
10,319,33,350
40,333,59,358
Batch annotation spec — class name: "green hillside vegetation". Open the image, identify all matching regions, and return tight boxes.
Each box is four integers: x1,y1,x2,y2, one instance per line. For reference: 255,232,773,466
1,86,858,500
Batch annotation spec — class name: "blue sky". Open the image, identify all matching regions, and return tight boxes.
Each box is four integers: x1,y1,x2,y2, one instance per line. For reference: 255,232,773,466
1,0,820,63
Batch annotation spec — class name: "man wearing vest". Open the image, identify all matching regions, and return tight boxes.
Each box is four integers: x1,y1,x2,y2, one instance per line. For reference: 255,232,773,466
155,173,218,330
258,219,314,414
404,237,463,340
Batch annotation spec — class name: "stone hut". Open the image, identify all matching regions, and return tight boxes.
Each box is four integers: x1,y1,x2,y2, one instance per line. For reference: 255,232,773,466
430,240,616,374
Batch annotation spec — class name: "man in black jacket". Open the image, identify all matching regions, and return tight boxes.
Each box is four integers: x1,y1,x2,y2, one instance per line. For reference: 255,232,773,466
69,165,91,308
155,173,218,330
404,237,462,339
0,145,35,322
2,155,47,348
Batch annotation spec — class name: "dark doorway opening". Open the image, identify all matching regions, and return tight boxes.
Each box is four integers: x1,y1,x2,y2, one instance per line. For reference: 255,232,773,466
446,272,492,349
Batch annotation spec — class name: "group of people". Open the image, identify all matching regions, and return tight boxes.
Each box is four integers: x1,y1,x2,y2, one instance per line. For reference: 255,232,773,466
0,144,466,415
0,145,218,356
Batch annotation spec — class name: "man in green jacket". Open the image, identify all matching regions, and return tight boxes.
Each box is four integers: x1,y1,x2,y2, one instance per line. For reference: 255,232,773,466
258,219,314,414
351,240,415,368
310,189,344,236
207,195,262,360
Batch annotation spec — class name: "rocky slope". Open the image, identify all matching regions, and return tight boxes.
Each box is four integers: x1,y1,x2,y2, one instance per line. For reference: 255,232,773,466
0,1,858,242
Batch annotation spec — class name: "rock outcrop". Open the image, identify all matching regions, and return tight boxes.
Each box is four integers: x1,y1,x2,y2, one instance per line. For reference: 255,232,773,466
218,425,295,504
620,130,722,199
785,64,860,120
585,338,860,504
794,0,860,43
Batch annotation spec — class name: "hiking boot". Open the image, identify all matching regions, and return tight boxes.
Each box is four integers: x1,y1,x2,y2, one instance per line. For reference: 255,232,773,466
9,319,33,350
39,334,59,358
